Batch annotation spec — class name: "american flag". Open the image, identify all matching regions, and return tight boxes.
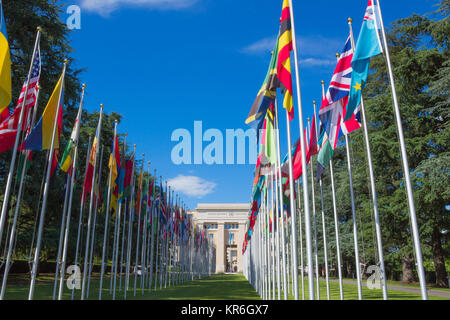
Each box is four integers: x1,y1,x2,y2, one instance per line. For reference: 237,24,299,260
0,45,41,152
18,43,41,114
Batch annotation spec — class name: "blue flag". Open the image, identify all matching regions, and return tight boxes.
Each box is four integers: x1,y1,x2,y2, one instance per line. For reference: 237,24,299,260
345,0,382,121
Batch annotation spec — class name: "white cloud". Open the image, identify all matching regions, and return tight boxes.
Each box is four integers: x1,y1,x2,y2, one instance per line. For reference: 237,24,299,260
167,175,216,198
299,58,336,68
241,35,343,68
79,0,198,15
240,36,277,55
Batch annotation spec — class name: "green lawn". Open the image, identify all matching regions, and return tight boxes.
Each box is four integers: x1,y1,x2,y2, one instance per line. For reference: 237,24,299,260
278,277,449,300
2,273,261,300
2,273,448,300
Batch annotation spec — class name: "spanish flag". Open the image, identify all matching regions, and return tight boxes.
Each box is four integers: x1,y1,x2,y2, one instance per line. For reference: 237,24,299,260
277,0,294,121
0,1,11,114
24,74,64,151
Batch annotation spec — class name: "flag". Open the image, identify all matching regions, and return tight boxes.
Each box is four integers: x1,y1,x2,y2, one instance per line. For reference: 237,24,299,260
277,0,294,121
307,113,319,162
123,153,135,200
83,112,102,202
0,1,11,115
109,133,121,212
23,74,64,151
245,39,279,132
345,0,382,121
0,42,41,152
317,37,354,179
60,104,81,174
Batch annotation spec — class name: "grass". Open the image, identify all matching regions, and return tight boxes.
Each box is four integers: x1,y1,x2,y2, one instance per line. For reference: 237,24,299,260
1,273,261,300
2,273,448,300
276,277,449,300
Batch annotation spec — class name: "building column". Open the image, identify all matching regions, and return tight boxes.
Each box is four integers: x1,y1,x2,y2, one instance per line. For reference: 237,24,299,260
216,222,225,273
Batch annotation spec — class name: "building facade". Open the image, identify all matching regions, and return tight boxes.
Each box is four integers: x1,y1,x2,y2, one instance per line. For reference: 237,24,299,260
189,203,250,274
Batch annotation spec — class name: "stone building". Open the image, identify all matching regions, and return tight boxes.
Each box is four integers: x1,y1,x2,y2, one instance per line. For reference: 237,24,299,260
189,203,250,273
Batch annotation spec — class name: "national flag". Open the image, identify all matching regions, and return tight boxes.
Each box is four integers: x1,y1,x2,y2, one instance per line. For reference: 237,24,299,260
0,43,41,152
245,39,279,132
345,0,383,121
23,74,64,151
60,104,81,174
276,0,294,121
82,112,102,202
0,1,11,115
123,153,135,200
306,113,318,162
317,37,354,179
109,133,121,212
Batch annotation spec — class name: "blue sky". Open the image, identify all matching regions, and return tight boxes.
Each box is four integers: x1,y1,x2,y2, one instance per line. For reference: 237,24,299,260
61,0,437,209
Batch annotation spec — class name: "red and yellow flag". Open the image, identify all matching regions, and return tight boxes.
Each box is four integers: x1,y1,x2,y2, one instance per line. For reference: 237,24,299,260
277,0,294,121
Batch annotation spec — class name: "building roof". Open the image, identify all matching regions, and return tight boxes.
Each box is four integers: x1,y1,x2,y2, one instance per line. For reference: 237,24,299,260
195,203,251,210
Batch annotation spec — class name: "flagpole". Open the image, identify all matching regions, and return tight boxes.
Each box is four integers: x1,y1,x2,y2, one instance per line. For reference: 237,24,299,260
72,136,92,300
307,115,320,300
296,180,305,300
375,2,428,299
321,80,344,300
148,170,157,290
154,177,162,290
345,132,363,299
288,0,314,300
87,145,104,298
52,173,71,300
0,84,42,300
273,98,288,300
312,100,330,300
133,154,145,296
0,27,41,250
28,60,67,300
57,85,85,300
273,172,281,300
124,145,136,298
79,105,103,300
141,162,151,293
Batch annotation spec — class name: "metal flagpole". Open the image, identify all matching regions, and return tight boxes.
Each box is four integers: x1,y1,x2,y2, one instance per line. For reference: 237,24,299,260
57,85,85,300
98,121,117,299
28,60,67,300
273,171,281,300
124,145,137,299
321,80,344,300
296,180,305,300
52,173,71,300
344,132,363,299
288,0,313,300
274,99,288,300
113,133,127,294
307,115,321,300
87,146,104,298
148,170,157,290
133,154,145,296
0,27,41,252
141,162,151,293
271,175,276,300
72,136,92,300
377,1,428,297
347,17,388,299
312,101,330,300
154,177,162,290
0,84,42,300
80,105,103,300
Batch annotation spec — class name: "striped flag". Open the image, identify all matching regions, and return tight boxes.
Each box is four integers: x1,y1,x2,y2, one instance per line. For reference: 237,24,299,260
0,0,11,117
60,103,81,174
276,0,294,121
0,43,41,152
317,36,359,179
82,111,102,202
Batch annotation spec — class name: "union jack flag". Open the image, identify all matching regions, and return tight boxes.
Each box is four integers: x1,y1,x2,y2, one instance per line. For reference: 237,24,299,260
319,36,361,146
